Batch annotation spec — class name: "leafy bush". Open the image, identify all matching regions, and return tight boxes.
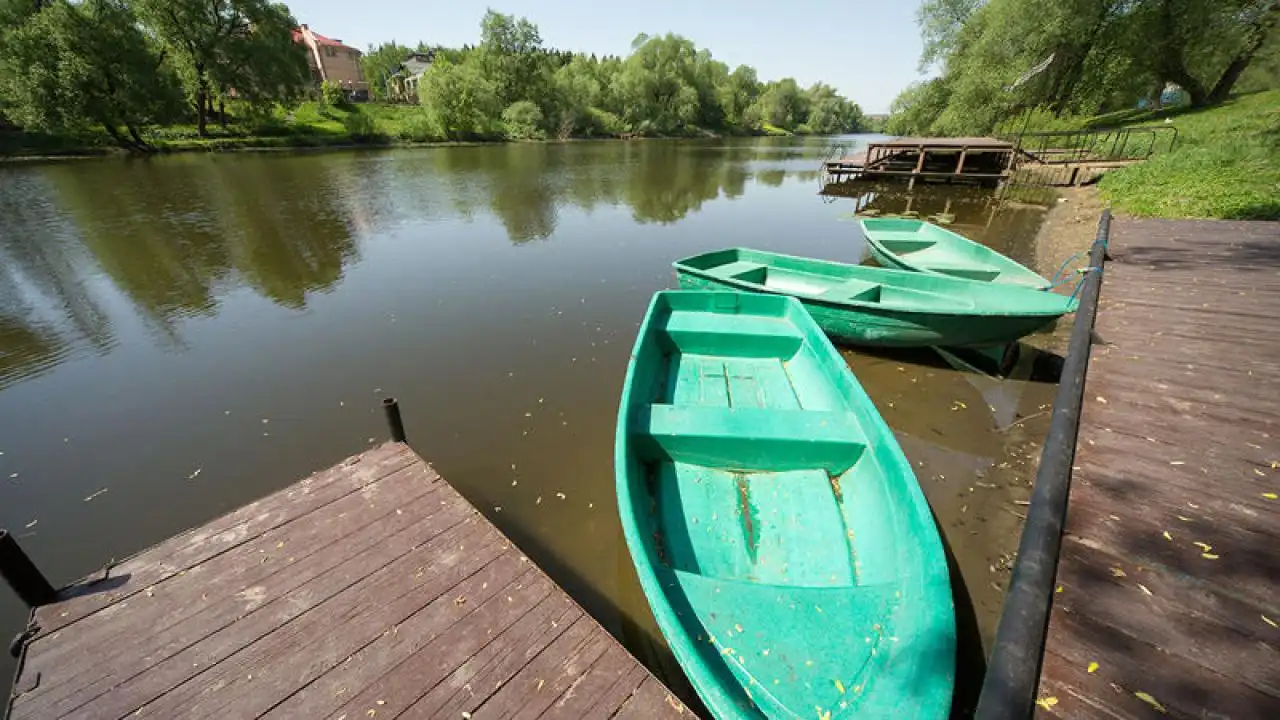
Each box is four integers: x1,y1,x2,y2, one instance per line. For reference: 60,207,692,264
397,112,442,142
585,108,625,136
501,101,545,140
320,81,348,109
342,111,378,141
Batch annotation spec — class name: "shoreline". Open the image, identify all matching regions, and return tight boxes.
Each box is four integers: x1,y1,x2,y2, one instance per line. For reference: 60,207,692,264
0,127,836,165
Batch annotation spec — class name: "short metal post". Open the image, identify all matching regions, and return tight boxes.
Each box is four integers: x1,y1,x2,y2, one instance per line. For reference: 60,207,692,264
0,530,56,607
383,397,407,443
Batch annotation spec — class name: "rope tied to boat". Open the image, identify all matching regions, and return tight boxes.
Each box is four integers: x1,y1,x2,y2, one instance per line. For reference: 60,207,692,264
1067,266,1100,303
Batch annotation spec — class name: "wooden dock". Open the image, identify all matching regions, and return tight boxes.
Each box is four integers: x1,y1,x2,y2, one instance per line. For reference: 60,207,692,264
824,137,1016,189
1035,218,1280,717
5,443,690,720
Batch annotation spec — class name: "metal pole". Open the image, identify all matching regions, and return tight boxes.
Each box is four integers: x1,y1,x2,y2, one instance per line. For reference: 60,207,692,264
974,210,1111,720
0,530,56,608
382,397,407,443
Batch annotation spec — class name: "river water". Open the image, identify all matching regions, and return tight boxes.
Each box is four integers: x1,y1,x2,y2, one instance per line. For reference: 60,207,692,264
0,137,1064,709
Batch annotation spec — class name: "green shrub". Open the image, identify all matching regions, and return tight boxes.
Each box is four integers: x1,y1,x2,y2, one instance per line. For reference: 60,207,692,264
397,112,442,142
501,101,545,140
585,107,625,136
342,111,378,142
320,81,348,108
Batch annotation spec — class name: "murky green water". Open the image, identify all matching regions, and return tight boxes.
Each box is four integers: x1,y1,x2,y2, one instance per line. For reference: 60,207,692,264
0,139,1064,710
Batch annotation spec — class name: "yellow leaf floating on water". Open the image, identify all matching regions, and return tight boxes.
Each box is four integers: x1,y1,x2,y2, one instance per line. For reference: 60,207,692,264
1138,584,1153,596
1162,531,1172,541
1087,661,1099,673
1169,460,1185,466
1263,492,1278,500
1110,567,1127,577
1262,615,1277,628
1176,515,1193,522
1193,541,1212,552
1096,396,1107,404
1202,553,1220,560
835,679,845,694
1035,696,1059,710
1134,691,1167,713
1055,585,1064,593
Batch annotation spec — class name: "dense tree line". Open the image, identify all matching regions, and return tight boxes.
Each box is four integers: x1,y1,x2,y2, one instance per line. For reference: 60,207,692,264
887,0,1280,136
0,0,309,146
370,11,866,141
0,3,864,149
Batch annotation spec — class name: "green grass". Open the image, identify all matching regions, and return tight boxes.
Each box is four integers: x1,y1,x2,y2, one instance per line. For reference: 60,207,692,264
1095,90,1280,220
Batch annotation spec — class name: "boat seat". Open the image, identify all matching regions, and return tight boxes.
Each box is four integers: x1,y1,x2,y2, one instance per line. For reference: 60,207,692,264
710,260,768,282
916,263,1001,282
633,404,866,474
876,237,936,254
820,279,882,302
660,311,803,358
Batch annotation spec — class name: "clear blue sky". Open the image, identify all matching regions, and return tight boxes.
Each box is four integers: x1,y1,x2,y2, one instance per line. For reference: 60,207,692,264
288,0,927,113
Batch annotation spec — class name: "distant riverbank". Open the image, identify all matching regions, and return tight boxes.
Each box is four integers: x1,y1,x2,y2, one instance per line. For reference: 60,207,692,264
1,101,847,162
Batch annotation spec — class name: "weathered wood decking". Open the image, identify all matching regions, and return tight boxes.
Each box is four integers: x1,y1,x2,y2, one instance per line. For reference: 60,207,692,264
6,443,689,720
1036,218,1280,718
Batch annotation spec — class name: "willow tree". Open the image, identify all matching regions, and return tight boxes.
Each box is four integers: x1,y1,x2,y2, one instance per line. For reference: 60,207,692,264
0,0,182,148
131,0,307,135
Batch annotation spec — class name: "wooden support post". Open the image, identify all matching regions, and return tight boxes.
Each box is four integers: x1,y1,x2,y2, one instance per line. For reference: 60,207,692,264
955,148,968,176
382,397,406,443
909,145,926,190
1,530,55,608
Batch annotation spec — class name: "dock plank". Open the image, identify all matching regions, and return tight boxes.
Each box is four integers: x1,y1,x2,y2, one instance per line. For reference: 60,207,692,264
1036,217,1280,719
6,443,690,720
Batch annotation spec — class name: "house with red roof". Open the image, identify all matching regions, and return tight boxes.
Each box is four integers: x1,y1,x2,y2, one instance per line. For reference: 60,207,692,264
294,25,369,101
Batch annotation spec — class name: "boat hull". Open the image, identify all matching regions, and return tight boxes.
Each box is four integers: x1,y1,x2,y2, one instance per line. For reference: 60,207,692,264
616,291,956,719
677,272,1060,348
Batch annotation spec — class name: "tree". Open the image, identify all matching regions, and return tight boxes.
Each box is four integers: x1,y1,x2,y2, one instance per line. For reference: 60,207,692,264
131,0,308,136
501,100,544,139
750,78,808,130
418,56,500,139
614,34,706,134
917,0,982,71
718,65,760,130
0,0,182,149
478,10,545,106
362,42,412,101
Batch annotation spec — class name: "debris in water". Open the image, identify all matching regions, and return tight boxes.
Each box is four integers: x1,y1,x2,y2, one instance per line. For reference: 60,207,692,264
189,468,202,480
84,488,109,502
1134,691,1167,713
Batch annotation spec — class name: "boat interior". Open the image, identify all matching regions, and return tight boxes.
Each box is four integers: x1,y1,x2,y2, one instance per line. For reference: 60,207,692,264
624,294,938,715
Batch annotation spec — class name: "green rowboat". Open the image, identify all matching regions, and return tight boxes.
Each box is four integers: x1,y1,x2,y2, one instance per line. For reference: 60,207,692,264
859,218,1050,288
616,291,955,719
674,248,1077,348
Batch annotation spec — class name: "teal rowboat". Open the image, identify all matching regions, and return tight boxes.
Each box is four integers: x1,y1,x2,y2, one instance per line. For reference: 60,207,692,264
859,218,1050,288
675,248,1077,348
616,291,955,720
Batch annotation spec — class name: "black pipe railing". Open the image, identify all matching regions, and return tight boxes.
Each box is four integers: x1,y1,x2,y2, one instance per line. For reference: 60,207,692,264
974,210,1111,719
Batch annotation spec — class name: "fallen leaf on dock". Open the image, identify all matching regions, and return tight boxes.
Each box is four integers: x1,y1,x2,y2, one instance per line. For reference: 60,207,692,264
835,679,845,694
1035,696,1058,710
1134,691,1167,713
1087,661,1099,673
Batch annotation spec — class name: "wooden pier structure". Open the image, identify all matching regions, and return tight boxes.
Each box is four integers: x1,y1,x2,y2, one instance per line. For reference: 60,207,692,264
824,127,1173,191
5,442,689,719
824,137,1017,189
1032,217,1280,718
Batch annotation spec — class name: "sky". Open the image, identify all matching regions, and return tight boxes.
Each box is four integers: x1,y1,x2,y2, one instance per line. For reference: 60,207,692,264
288,0,928,113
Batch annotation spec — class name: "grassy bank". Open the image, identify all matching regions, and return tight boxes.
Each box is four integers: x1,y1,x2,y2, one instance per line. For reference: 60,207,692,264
1,102,835,160
1093,90,1280,220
